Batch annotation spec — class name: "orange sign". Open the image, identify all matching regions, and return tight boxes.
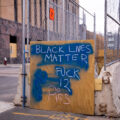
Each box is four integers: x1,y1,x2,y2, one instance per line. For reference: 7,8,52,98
49,8,55,21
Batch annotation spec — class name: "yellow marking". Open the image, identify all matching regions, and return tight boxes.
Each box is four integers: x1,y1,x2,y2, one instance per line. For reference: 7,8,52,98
13,112,49,118
49,114,87,120
13,112,88,120
74,116,87,120
74,117,80,120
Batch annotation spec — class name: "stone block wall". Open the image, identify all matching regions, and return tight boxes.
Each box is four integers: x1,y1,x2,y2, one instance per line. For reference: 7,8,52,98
0,18,46,64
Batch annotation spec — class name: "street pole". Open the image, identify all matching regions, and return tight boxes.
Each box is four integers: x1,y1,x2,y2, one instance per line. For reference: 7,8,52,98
62,0,65,40
22,0,26,107
104,0,107,71
94,13,96,57
83,10,86,40
47,0,50,41
27,0,30,63
117,27,120,59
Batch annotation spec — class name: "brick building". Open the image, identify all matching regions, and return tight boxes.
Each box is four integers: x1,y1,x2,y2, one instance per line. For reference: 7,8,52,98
0,0,79,63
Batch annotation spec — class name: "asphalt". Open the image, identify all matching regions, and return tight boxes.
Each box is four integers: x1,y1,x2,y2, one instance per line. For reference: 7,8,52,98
0,76,18,102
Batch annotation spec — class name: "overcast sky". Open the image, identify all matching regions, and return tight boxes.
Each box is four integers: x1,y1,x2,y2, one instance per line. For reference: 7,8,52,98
80,0,104,34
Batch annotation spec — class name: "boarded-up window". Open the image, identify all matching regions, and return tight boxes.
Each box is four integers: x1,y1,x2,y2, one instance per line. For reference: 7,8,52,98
10,36,17,58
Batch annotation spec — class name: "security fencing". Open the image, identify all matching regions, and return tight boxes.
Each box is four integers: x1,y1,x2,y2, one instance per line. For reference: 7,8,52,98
47,0,96,41
104,0,120,70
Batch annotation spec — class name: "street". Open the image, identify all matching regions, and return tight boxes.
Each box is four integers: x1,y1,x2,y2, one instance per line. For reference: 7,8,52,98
0,64,118,120
0,76,17,102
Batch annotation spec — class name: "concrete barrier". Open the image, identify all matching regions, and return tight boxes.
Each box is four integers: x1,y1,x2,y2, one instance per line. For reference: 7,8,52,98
14,64,30,106
95,62,120,117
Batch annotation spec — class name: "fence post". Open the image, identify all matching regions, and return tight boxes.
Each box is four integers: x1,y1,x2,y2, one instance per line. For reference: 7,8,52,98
27,0,30,63
47,0,50,41
104,0,107,71
94,13,96,57
117,27,120,59
62,0,65,40
22,0,26,107
83,11,86,40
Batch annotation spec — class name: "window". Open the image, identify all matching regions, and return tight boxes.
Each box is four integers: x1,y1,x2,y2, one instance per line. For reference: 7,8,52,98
10,35,17,43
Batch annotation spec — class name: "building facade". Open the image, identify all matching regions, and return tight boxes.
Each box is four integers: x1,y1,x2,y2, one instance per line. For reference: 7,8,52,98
0,0,79,63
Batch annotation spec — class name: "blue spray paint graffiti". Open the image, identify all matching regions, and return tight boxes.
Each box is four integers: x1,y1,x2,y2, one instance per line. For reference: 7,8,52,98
32,69,48,102
31,43,93,70
32,67,79,101
55,66,80,95
55,66,80,80
31,43,93,102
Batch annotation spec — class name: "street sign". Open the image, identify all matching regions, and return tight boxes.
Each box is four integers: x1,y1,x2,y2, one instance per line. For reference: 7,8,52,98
49,8,55,21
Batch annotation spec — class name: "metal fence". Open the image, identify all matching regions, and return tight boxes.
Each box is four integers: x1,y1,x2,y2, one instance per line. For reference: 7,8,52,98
104,0,120,70
47,0,96,41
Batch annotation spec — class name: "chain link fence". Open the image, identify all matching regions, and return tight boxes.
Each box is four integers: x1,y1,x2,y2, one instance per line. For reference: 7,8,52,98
26,0,96,41
104,0,120,69
47,0,95,41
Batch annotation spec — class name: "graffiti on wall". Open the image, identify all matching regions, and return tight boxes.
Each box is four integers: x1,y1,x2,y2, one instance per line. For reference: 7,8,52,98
31,43,93,69
31,42,93,104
